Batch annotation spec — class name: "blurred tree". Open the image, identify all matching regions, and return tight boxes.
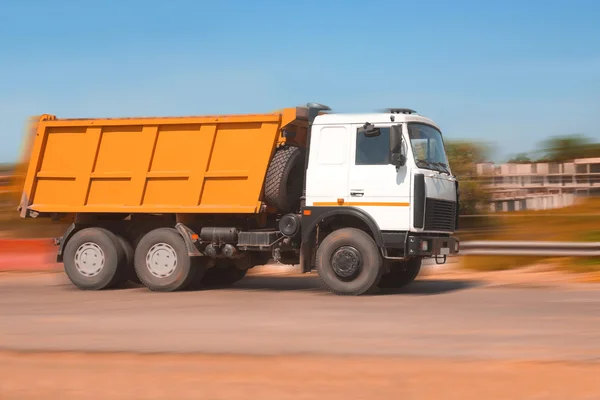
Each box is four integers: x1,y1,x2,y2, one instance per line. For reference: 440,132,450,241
446,141,491,215
508,153,531,163
537,134,600,162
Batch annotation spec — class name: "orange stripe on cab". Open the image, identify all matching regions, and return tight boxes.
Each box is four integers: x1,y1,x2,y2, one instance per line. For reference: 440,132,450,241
312,202,409,207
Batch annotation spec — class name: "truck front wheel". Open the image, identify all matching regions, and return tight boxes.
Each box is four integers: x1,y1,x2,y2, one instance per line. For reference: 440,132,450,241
316,228,383,295
134,228,203,292
63,227,125,290
378,258,422,289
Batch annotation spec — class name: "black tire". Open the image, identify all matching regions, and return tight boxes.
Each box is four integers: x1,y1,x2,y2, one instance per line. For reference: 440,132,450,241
115,234,140,284
63,227,125,290
264,145,305,213
134,228,203,292
201,261,247,288
378,258,422,289
316,228,383,295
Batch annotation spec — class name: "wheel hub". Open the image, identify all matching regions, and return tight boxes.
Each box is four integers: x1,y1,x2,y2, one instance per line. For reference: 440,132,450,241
331,246,362,280
146,243,178,278
74,242,105,277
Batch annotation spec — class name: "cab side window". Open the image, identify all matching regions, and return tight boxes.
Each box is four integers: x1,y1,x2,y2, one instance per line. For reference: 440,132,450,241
355,127,391,165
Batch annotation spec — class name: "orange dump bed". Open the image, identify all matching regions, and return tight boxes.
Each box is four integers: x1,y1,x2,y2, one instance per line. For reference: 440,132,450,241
19,108,307,217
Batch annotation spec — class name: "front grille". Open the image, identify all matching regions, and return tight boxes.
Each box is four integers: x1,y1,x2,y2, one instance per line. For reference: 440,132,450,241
424,198,456,232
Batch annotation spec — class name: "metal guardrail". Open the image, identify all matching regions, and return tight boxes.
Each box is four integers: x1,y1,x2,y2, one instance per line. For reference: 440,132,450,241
460,241,600,257
459,214,600,218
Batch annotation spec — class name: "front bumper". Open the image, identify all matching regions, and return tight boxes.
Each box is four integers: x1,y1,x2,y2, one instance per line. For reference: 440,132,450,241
407,235,459,257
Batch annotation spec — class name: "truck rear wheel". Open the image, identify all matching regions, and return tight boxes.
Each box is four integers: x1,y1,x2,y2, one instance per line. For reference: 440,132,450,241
115,234,140,284
378,258,422,289
316,228,383,295
264,145,305,213
134,228,201,292
63,227,125,290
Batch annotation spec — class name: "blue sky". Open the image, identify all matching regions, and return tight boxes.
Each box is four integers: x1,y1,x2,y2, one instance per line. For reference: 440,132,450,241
1,0,599,162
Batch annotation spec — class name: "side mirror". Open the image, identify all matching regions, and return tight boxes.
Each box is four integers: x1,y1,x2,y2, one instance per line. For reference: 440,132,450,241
390,124,406,167
390,152,406,167
358,122,381,137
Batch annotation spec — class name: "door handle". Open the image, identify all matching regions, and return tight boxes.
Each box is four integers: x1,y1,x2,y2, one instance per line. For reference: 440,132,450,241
350,191,364,197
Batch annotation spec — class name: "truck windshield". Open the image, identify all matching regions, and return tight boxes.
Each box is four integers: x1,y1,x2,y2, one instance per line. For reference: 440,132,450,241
408,123,450,174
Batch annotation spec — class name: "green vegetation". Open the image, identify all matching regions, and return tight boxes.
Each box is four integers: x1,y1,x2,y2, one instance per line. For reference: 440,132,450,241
446,141,491,215
507,134,600,163
507,153,532,163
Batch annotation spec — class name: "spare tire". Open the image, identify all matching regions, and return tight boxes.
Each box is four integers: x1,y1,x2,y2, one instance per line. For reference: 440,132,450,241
264,145,305,213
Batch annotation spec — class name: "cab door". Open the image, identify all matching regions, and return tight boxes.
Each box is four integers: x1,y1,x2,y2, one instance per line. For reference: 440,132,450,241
346,124,411,231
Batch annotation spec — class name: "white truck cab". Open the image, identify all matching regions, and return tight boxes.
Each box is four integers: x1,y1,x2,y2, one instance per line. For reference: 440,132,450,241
299,105,459,295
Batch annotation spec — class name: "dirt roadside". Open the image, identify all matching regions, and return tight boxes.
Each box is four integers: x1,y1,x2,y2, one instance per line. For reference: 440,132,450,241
0,351,598,400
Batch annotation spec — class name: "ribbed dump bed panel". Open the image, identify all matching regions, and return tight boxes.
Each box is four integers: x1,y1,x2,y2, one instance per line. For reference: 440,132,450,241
21,113,290,215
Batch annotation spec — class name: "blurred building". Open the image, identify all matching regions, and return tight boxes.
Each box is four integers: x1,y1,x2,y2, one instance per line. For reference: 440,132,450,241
477,158,600,212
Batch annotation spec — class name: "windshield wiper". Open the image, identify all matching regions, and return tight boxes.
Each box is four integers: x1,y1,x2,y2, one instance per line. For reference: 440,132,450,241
416,159,443,173
416,159,451,175
432,162,451,175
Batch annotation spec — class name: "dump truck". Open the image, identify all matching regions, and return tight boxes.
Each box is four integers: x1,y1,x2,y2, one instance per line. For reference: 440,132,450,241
19,103,459,295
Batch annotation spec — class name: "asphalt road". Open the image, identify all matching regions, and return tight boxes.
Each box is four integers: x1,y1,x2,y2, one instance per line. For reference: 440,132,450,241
1,270,599,362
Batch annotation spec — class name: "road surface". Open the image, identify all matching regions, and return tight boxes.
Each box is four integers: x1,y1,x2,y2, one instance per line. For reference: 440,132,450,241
1,270,599,361
2,351,600,400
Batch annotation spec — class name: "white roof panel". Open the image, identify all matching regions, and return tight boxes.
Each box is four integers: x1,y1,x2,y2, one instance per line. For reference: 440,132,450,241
313,112,441,130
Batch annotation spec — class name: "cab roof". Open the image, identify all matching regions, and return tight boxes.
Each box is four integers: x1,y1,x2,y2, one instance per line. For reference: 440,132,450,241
312,112,441,131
